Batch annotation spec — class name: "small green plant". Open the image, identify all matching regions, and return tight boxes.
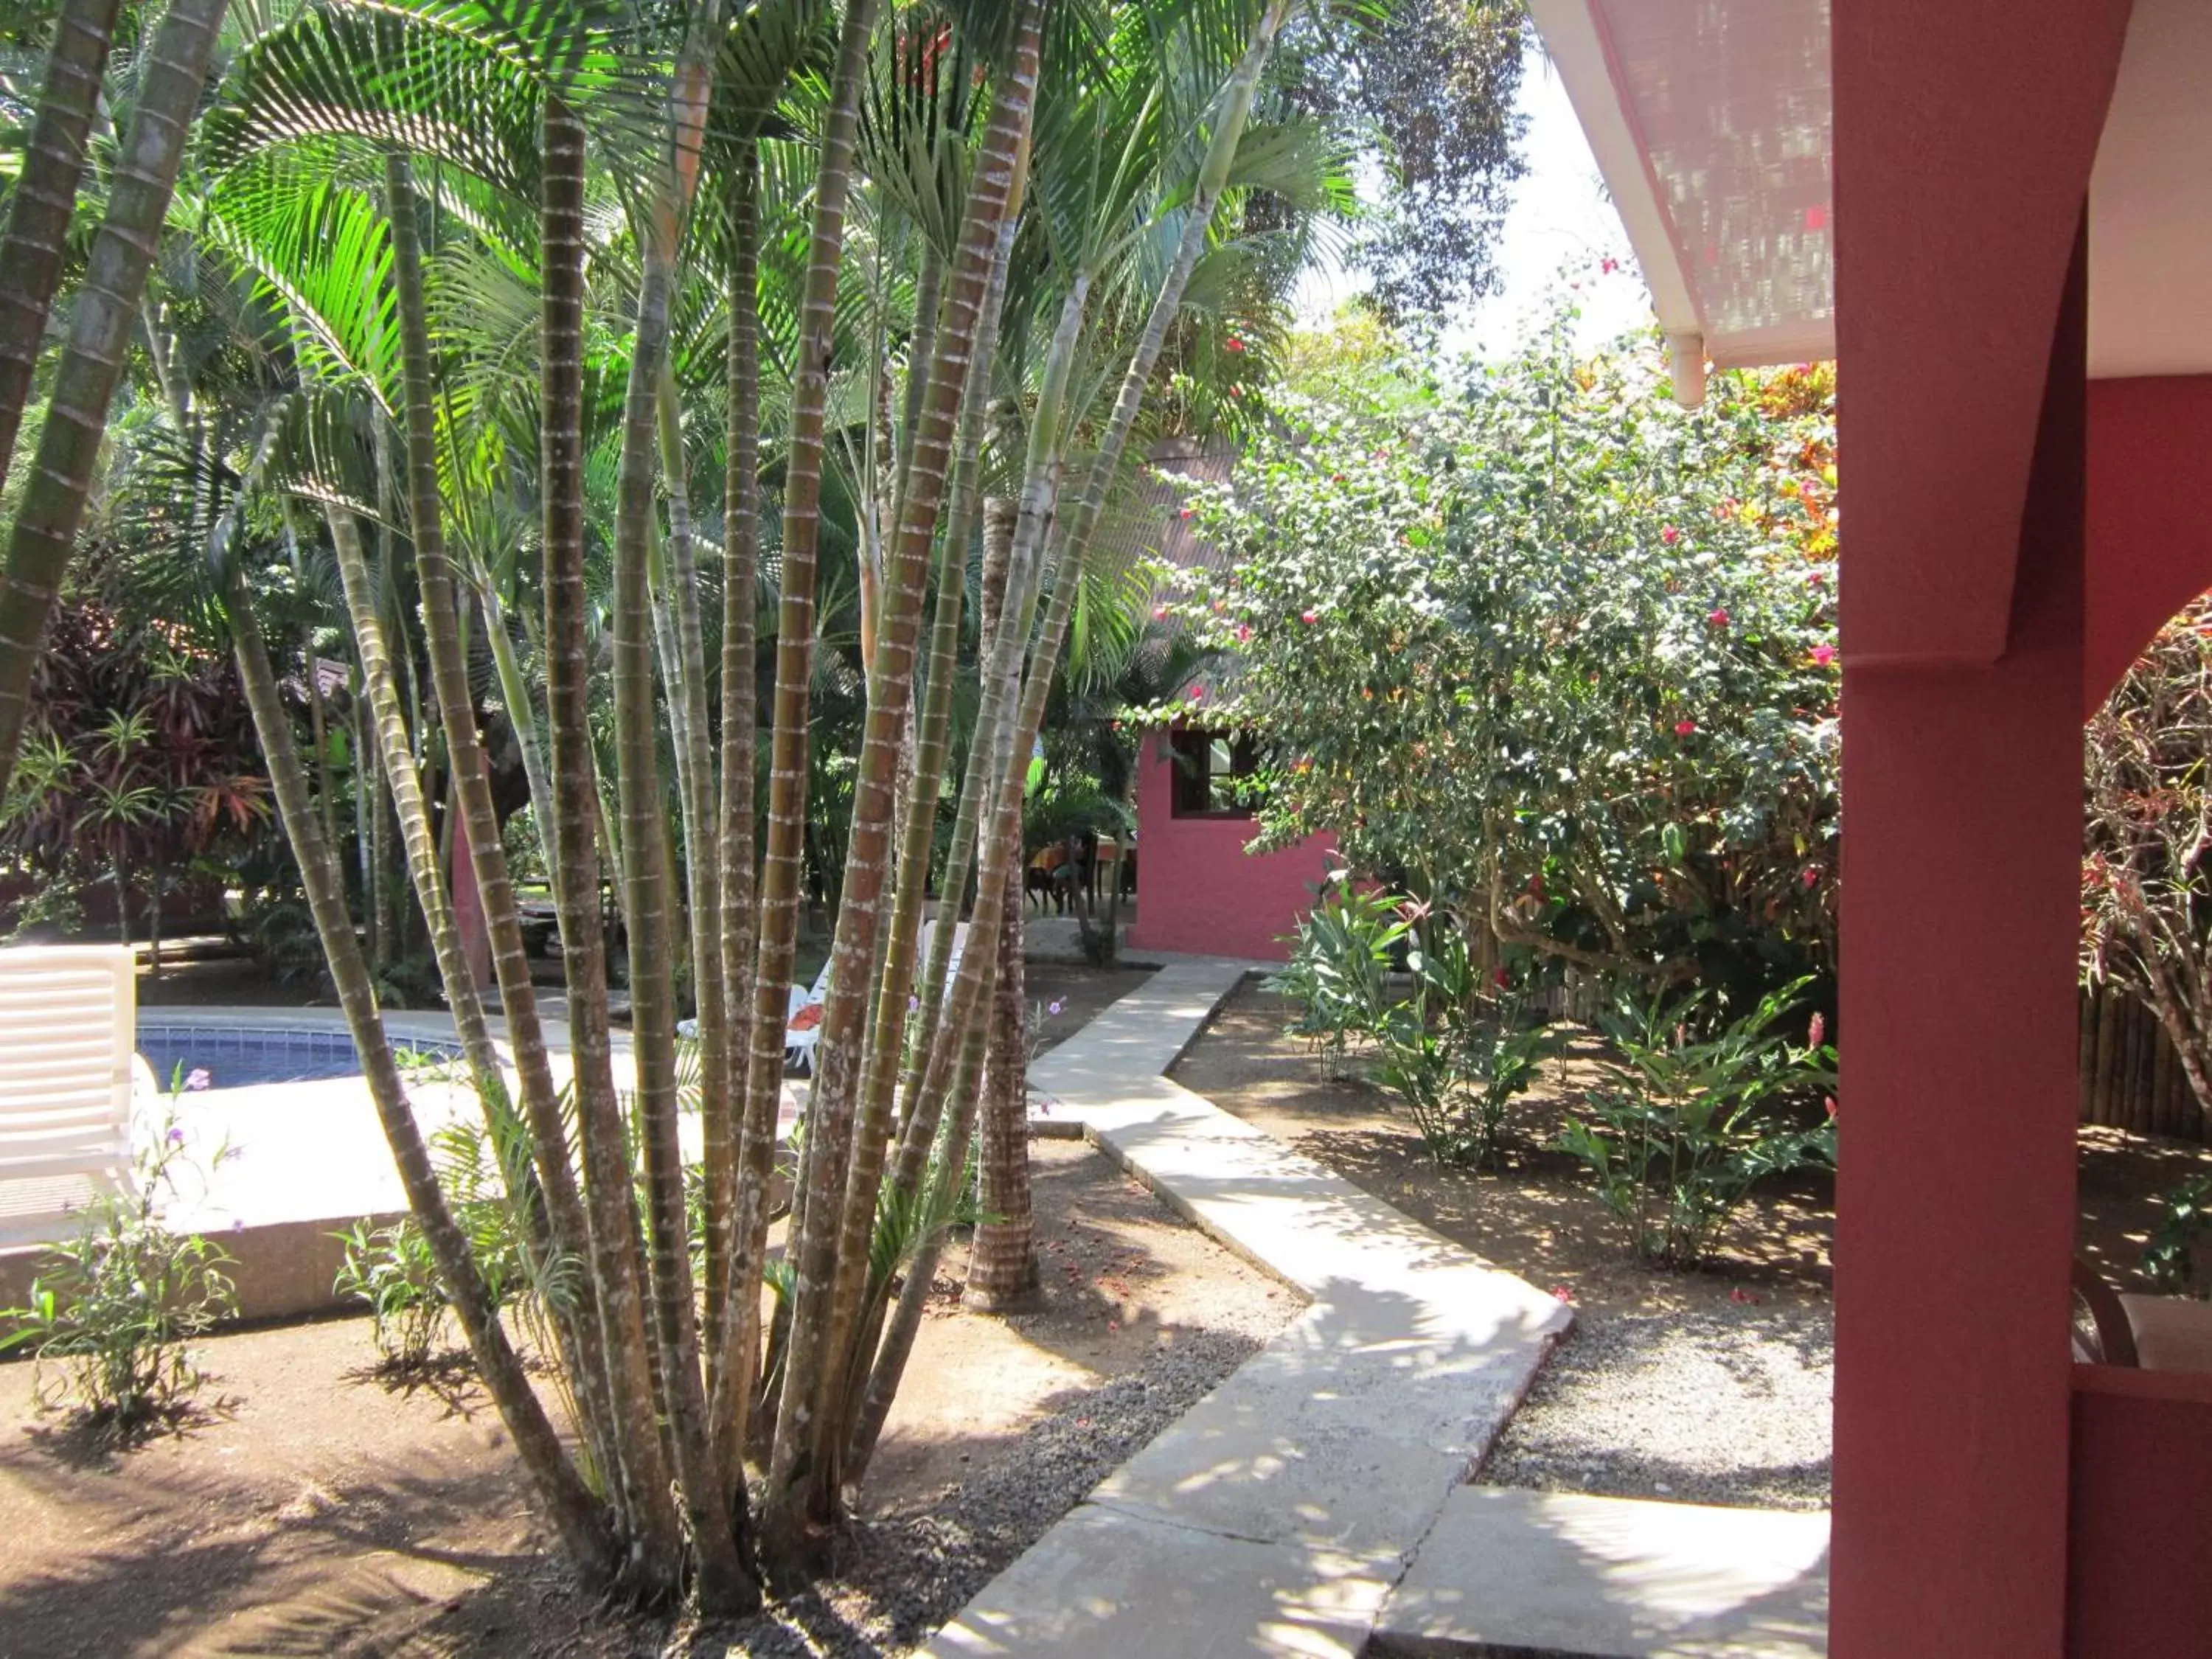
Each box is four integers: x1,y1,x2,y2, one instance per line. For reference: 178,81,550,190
1374,919,1552,1168
335,1216,449,1369
2143,1173,2212,1293
0,1077,237,1442
1268,873,1406,1076
1557,978,1836,1267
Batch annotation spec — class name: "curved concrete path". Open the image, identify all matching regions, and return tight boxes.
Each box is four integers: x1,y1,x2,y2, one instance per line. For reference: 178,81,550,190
922,958,1572,1658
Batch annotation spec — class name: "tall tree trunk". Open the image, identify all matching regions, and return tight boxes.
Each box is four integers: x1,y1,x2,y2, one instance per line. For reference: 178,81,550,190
765,1,1044,1548
604,1,755,1604
0,0,122,486
377,149,636,1532
965,493,1037,1309
224,563,617,1587
711,142,766,1493
0,0,229,804
858,0,1295,1463
740,14,883,1489
535,93,689,1596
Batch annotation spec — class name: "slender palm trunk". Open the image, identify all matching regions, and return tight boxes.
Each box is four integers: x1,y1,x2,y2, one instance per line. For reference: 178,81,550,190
965,493,1037,1308
536,96,689,1590
0,0,122,486
765,3,1045,1543
0,0,228,803
711,143,766,1491
858,3,1295,1461
605,5,756,1603
740,2,881,1395
225,564,616,1586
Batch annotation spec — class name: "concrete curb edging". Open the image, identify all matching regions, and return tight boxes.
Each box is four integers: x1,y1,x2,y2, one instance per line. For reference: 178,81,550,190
922,958,1573,1658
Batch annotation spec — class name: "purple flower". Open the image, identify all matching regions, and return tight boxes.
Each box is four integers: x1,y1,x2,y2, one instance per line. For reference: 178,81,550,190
185,1068,212,1092
1048,1000,1065,1017
166,1127,185,1146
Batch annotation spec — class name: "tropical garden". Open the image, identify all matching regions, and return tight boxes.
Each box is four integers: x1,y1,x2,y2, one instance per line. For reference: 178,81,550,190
0,0,1545,1638
4,0,2212,1646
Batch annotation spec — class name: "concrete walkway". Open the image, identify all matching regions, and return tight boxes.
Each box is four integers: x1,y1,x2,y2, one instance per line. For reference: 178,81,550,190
922,958,1573,1658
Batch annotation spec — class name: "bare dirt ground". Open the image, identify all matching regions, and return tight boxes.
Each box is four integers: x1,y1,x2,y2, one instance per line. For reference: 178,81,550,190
0,1138,1293,1658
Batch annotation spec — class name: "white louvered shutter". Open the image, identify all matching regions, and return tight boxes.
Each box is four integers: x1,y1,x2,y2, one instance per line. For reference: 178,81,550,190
0,946,135,1248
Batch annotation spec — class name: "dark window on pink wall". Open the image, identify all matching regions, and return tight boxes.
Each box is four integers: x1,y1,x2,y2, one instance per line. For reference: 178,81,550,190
1169,729,1263,818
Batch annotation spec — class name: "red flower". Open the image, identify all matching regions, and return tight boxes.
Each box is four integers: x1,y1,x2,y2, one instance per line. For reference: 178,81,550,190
1179,507,1193,520
1331,473,1346,483
1824,1095,1838,1119
1551,1284,1574,1303
1806,569,1827,588
1708,608,1730,629
1810,643,1836,667
1236,624,1252,644
1802,865,1820,888
1225,337,1245,353
1187,686,1204,703
1729,1287,1763,1306
1807,1012,1825,1050
1661,526,1680,546
1493,966,1511,990
1152,605,1169,621
1300,609,1318,625
1674,719,1697,737
1601,256,1619,274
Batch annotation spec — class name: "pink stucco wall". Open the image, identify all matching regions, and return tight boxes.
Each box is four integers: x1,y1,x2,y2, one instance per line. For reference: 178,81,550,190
1123,730,1336,963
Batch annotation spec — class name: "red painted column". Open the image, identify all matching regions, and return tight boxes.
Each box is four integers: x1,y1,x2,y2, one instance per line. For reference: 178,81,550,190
1831,243,2086,1655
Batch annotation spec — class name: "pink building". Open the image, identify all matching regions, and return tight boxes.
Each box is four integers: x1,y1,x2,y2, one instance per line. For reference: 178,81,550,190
1122,723,1335,963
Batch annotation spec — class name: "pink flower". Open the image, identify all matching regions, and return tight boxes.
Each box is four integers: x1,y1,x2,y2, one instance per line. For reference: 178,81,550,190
1179,507,1193,520
1729,1287,1763,1306
1810,643,1836,667
185,1068,212,1093
1674,719,1697,737
1299,609,1318,625
1824,1095,1838,1119
1152,605,1169,621
1188,686,1204,703
1661,526,1680,546
1601,256,1619,274
1808,1012,1825,1050
1551,1284,1575,1304
1708,608,1729,629
1802,865,1820,888
1236,624,1252,644
1807,569,1827,588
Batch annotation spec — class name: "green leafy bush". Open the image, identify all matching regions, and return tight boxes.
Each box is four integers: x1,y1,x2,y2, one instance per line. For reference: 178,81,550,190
1373,919,1552,1169
334,1216,449,1370
0,1086,237,1441
1267,874,1406,1076
1153,332,1838,1001
1557,978,1835,1267
2143,1174,2212,1294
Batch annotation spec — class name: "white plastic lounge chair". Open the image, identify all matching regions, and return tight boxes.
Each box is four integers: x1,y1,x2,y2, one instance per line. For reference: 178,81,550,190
782,922,975,1077
0,945,142,1248
784,957,834,1074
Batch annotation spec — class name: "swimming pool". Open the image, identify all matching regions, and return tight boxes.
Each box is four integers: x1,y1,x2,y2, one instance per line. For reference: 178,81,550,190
135,1022,465,1091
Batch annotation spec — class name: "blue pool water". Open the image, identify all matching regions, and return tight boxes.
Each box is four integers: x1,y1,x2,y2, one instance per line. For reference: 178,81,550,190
135,1023,464,1091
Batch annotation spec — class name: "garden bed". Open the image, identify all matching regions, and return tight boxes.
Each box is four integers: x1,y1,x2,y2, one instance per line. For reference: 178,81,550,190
1172,978,1842,1510
0,1138,1294,1657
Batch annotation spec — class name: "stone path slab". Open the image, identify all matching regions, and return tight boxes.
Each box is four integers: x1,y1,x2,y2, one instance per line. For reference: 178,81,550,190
1371,1486,1830,1658
924,959,1571,1656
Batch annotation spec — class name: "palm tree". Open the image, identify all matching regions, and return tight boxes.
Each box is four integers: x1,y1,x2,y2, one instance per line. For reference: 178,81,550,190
0,0,234,807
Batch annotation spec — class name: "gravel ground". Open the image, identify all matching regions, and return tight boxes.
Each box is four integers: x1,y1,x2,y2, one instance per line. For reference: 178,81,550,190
695,1329,1275,1656
1480,1298,1834,1512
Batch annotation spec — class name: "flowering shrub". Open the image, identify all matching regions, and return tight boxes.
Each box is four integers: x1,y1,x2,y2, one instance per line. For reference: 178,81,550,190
1557,980,1836,1267
2083,594,2212,1120
0,1076,237,1441
1151,327,1838,997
